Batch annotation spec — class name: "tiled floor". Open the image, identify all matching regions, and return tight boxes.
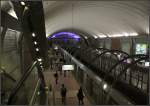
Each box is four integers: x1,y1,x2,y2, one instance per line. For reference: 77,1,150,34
44,69,90,105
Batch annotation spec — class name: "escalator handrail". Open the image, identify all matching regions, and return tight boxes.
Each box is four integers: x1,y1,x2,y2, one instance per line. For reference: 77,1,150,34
7,61,38,104
29,79,40,105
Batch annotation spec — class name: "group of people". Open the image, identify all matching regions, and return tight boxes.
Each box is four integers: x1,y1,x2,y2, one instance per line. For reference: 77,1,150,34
52,64,85,105
53,72,85,105
60,84,85,105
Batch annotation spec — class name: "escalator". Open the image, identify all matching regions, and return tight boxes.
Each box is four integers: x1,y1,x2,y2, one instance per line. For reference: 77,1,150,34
1,61,49,105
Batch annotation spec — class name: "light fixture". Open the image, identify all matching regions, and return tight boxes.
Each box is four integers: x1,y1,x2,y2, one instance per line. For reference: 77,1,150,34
34,41,37,45
94,36,98,39
123,33,129,37
130,33,138,36
117,54,121,59
145,62,149,67
108,32,138,38
111,34,123,37
54,46,58,50
20,2,25,6
99,34,107,38
85,36,88,39
39,62,42,65
32,33,36,37
24,6,29,10
103,83,107,90
37,58,42,62
50,32,80,39
36,48,39,52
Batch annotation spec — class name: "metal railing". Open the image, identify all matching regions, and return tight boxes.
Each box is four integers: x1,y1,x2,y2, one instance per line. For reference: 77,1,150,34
7,61,47,105
54,43,149,105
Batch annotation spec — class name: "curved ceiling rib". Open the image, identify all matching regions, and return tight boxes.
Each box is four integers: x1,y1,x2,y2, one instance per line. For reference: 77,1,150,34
43,0,149,38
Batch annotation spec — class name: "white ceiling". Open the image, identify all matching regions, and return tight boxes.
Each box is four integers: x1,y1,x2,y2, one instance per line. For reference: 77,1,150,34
43,0,149,38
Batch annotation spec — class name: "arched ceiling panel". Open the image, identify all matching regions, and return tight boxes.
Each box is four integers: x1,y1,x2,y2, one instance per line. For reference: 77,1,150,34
43,0,149,38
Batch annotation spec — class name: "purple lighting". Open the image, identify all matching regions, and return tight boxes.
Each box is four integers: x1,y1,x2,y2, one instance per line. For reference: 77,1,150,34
49,32,80,39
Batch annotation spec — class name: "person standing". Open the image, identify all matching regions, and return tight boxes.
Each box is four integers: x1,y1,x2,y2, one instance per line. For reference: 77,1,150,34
60,84,67,104
77,87,84,105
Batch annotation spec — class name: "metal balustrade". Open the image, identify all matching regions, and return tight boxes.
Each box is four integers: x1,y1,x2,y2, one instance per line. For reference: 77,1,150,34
49,37,149,104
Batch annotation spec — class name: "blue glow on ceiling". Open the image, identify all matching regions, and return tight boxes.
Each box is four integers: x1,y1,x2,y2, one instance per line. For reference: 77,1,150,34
48,32,80,39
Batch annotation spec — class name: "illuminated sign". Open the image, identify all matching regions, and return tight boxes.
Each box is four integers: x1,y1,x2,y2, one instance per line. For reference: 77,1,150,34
145,62,149,67
135,44,148,54
62,65,74,70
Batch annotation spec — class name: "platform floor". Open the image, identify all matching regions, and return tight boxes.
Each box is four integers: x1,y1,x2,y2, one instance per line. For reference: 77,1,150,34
44,69,90,105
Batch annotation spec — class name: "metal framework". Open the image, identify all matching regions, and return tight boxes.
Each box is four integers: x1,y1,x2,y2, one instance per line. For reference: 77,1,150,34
51,37,149,104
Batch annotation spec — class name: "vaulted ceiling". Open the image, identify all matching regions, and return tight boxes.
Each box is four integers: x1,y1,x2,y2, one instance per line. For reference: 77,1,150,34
43,0,149,38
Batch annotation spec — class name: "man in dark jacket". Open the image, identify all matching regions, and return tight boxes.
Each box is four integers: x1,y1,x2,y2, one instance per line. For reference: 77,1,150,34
60,84,67,104
77,87,84,105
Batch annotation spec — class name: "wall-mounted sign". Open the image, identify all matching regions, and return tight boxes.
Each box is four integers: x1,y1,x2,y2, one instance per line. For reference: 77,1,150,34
145,62,149,67
62,65,74,70
135,44,148,54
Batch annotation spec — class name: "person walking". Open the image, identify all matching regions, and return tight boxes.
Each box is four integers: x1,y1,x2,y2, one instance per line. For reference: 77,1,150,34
60,84,67,105
54,72,58,84
77,87,84,105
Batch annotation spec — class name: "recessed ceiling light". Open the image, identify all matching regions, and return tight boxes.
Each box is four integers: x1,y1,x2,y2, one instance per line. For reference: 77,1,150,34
32,33,36,37
103,83,107,90
54,46,58,50
34,41,37,45
20,2,25,6
36,48,39,51
94,36,98,39
85,36,88,39
130,33,138,36
123,33,129,36
38,58,42,62
99,34,107,38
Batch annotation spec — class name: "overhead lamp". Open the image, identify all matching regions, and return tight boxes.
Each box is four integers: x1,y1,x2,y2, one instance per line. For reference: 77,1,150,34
130,33,138,36
123,33,129,37
99,35,107,38
84,36,88,39
117,54,121,59
145,62,149,67
103,83,107,90
37,58,42,62
94,36,98,39
39,62,42,65
54,46,58,50
24,6,29,10
34,41,37,45
20,2,25,6
36,48,39,52
32,33,36,37
112,34,123,37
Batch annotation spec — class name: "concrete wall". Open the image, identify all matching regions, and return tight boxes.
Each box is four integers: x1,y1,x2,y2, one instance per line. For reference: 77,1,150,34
97,36,149,55
1,28,21,80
